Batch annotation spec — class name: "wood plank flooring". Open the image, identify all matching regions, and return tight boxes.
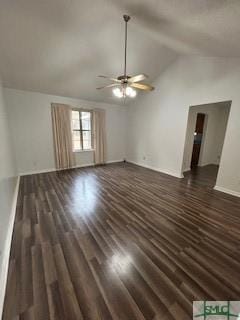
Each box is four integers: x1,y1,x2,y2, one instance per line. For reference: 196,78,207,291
3,163,240,320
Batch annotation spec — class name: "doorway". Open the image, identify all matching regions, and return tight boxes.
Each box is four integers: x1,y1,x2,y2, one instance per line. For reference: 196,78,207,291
191,113,205,168
182,101,231,187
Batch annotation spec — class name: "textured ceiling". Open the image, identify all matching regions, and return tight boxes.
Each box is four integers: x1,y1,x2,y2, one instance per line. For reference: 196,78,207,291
0,0,240,104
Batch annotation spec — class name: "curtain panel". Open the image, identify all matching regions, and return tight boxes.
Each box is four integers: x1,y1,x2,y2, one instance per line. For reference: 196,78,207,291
93,109,106,165
51,103,76,169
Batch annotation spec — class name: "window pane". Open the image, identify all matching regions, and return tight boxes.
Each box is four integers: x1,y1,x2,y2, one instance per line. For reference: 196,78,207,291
72,110,79,120
82,130,92,149
73,130,80,139
71,111,91,151
73,140,81,150
81,112,91,130
72,130,82,150
72,119,80,130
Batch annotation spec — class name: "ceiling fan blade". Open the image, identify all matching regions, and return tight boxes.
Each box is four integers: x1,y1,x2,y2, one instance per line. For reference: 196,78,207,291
128,74,148,83
130,82,154,91
96,83,121,90
98,75,121,83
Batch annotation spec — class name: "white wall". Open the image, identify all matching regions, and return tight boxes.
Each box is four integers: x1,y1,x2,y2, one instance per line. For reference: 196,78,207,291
127,56,240,196
200,103,230,167
3,88,127,175
0,81,17,315
215,106,231,165
182,102,230,171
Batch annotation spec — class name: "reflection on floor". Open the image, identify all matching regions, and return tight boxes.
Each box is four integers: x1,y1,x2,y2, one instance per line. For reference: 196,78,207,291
184,164,219,188
3,162,240,320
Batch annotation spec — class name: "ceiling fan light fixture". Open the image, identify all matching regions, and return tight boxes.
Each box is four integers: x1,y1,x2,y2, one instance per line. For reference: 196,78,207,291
113,87,124,98
113,86,137,98
126,86,137,97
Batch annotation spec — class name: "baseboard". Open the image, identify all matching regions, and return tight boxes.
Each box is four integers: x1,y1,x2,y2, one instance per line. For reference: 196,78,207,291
0,176,20,319
20,164,97,176
106,160,124,164
198,163,219,167
183,167,191,172
127,160,184,178
19,160,124,176
71,163,95,169
197,163,207,167
19,168,56,176
214,185,240,198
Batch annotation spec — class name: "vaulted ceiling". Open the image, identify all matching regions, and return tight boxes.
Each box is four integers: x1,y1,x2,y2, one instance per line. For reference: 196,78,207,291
0,0,240,103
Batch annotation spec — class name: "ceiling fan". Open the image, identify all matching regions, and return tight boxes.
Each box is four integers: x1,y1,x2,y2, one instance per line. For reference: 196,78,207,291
97,15,154,98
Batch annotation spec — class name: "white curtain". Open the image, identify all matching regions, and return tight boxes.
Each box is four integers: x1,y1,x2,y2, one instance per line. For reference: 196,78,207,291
93,109,106,165
51,103,76,169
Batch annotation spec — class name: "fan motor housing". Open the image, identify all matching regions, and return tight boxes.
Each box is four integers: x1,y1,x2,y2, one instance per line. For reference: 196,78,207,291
117,75,131,83
123,15,130,22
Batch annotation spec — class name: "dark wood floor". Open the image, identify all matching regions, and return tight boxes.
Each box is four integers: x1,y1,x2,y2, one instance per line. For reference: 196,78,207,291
3,163,240,320
184,164,220,188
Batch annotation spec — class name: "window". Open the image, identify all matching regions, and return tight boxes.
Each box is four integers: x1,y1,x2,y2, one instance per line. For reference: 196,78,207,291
72,110,92,151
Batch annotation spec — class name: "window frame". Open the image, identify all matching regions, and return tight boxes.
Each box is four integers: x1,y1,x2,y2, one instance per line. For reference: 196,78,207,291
72,108,93,152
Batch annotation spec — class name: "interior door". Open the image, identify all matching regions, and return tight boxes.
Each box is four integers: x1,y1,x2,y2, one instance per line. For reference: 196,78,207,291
191,113,205,168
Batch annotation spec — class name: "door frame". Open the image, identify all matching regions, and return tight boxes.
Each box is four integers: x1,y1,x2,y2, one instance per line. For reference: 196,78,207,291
181,100,232,185
196,113,208,167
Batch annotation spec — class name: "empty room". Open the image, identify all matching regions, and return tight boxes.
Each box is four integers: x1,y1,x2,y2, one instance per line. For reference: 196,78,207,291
1,1,240,320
